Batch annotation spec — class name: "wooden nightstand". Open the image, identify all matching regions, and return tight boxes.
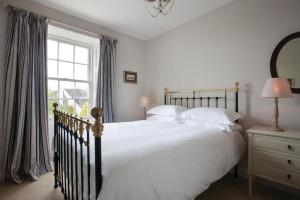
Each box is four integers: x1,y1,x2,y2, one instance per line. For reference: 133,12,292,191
247,126,300,195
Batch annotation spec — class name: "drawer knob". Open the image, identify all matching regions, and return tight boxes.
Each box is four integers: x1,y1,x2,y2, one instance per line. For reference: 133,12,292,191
287,160,292,165
287,145,293,151
287,174,292,180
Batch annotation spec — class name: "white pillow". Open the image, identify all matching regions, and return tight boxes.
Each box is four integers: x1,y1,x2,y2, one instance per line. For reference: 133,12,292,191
146,115,182,123
183,119,243,132
181,107,243,125
147,105,188,116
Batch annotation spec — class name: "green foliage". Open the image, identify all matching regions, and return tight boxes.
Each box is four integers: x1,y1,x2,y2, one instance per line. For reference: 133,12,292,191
48,90,57,98
48,99,56,118
48,90,58,118
80,101,88,117
61,104,75,115
47,98,89,118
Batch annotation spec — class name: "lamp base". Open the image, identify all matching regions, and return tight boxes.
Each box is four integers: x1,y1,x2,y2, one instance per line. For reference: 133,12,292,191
270,97,284,132
270,125,284,132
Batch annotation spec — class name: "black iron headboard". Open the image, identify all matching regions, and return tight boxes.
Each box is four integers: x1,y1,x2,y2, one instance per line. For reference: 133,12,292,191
164,82,239,113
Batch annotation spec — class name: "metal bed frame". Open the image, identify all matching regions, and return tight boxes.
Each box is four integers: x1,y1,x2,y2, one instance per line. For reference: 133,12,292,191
163,82,240,177
53,82,240,200
53,106,103,200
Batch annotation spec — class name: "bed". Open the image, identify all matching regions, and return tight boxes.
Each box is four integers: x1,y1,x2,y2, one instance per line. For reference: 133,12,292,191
52,82,245,200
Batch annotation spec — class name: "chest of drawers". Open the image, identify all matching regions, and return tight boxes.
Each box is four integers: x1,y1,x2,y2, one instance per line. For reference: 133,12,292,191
247,126,300,195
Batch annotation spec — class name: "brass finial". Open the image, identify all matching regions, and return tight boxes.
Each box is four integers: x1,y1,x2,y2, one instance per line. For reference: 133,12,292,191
234,82,240,92
164,88,169,95
91,107,104,138
86,120,92,132
68,115,73,131
62,113,65,126
63,113,67,126
53,103,58,116
65,115,69,127
57,112,61,123
79,119,84,137
73,119,79,132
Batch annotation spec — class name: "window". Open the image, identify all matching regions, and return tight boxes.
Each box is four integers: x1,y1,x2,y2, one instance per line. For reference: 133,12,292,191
47,38,91,118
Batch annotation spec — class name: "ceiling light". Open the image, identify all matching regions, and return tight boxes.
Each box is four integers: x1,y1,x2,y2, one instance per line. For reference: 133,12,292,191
143,0,175,17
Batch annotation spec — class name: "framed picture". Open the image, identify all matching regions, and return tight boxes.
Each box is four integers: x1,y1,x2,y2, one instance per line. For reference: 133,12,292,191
123,71,137,84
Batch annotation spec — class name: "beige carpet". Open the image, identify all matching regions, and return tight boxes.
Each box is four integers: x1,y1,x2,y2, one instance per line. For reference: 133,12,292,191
0,172,299,200
0,173,62,200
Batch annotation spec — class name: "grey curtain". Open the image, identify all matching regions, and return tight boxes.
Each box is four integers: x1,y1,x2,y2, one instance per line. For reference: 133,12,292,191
2,6,51,183
96,36,117,123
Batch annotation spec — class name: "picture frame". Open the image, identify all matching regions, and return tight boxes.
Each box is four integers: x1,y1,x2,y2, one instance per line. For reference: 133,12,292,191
123,71,137,84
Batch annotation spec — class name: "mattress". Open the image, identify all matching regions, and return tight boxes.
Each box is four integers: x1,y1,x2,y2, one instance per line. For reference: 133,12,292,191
77,120,245,200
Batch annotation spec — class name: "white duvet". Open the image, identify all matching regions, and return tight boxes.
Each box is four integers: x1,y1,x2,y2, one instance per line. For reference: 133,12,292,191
81,120,245,200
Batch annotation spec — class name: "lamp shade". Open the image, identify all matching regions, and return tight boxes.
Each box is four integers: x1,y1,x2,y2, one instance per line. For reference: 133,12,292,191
261,78,293,98
139,96,150,107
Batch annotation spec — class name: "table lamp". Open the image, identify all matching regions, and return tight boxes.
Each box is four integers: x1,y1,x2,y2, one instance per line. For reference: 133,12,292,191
139,96,150,119
261,78,293,131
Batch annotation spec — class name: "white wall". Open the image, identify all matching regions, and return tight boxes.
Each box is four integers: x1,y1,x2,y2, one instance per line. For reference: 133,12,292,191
114,36,146,121
145,0,300,130
0,0,146,124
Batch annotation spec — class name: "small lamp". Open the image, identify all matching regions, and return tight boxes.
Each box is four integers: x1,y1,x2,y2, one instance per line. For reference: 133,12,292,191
261,78,293,131
139,96,150,119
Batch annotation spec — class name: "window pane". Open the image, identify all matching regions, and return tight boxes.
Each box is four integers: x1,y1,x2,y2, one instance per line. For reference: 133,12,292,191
59,81,74,99
75,82,89,99
74,64,88,81
75,46,89,64
58,99,75,115
58,61,73,79
47,39,91,119
48,80,58,98
75,100,89,117
59,43,74,62
48,60,57,77
48,40,58,59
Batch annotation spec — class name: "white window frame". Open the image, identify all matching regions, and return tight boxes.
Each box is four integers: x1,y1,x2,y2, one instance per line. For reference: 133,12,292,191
47,34,94,118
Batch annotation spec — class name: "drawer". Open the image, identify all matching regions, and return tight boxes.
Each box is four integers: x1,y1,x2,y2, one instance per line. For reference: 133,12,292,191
253,163,300,189
253,135,300,155
253,149,300,171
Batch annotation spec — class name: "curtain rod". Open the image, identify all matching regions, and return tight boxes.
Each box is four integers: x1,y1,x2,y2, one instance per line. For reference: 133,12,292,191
49,20,101,40
1,0,118,41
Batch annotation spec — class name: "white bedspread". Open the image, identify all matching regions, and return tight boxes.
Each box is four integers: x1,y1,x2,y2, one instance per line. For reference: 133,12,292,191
83,120,245,200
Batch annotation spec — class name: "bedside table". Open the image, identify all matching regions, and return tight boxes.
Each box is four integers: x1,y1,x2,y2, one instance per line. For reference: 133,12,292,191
247,126,300,195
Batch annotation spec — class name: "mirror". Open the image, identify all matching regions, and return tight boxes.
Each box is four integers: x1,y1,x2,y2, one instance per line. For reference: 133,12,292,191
271,32,300,93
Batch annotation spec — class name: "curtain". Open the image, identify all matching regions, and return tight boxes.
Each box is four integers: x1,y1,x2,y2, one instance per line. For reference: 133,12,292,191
96,36,117,123
2,6,51,183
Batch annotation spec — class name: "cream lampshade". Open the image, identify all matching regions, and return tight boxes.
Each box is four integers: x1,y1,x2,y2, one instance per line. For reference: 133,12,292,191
139,96,150,119
261,78,293,131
